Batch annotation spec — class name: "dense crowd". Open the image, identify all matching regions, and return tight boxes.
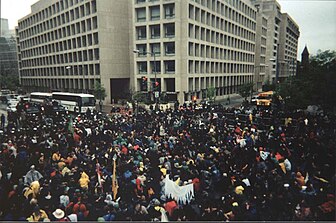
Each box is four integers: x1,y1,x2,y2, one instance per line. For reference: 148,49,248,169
0,101,335,221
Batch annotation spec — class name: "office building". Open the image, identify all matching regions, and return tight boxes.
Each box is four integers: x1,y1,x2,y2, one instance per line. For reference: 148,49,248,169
17,0,299,104
132,0,258,103
17,0,130,104
278,13,299,80
252,0,299,84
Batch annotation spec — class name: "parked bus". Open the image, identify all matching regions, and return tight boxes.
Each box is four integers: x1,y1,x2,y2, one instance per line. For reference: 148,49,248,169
256,91,274,106
30,92,53,104
52,92,96,113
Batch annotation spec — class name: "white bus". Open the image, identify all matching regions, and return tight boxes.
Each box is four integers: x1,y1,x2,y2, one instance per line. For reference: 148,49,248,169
30,92,53,104
52,92,96,113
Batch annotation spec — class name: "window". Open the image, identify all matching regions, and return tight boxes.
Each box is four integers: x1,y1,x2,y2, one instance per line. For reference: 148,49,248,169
138,62,147,74
137,0,146,3
150,43,160,56
136,44,147,57
137,26,147,40
164,23,175,38
150,6,160,20
165,42,175,56
164,4,175,19
136,8,146,22
165,61,175,73
151,61,161,74
150,25,160,39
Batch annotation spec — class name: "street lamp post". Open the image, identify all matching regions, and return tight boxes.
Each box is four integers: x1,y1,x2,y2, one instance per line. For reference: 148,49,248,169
133,49,158,110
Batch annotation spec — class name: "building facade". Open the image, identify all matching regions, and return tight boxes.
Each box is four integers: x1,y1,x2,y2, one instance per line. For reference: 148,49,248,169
17,0,299,104
252,0,299,85
278,13,299,80
254,7,267,92
17,0,130,104
132,0,258,103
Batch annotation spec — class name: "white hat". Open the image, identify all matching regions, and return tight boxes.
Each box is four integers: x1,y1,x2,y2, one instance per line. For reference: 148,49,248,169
53,209,65,219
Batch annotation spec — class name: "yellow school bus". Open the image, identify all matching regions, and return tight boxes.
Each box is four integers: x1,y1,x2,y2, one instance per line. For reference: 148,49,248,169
256,91,273,106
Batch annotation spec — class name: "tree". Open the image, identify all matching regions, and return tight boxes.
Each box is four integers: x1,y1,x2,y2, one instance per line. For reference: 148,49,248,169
238,83,253,101
93,82,107,111
206,86,216,102
277,50,336,111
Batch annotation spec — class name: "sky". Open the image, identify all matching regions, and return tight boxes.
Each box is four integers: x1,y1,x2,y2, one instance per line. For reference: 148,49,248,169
1,0,335,57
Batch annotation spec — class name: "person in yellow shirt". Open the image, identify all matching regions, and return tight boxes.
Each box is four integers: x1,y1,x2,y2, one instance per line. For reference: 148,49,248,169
52,151,61,162
27,206,49,222
79,171,90,190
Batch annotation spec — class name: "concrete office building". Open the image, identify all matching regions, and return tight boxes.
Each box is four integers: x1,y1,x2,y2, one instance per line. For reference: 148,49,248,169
18,0,298,104
278,13,299,80
132,0,258,103
251,0,281,84
17,0,130,104
252,0,299,84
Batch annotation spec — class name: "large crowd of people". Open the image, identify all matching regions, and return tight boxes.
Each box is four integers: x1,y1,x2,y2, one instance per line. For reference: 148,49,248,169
0,101,335,221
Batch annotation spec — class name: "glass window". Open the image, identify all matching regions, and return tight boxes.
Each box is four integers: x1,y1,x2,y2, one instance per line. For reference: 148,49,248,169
164,4,175,19
136,8,146,22
137,26,147,40
150,6,160,20
165,42,175,56
138,62,147,74
165,23,175,38
150,43,160,56
150,25,160,39
165,60,175,73
136,44,147,57
82,97,95,106
151,61,161,74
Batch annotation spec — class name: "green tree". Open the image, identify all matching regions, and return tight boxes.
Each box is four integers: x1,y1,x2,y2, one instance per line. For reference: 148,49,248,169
206,86,216,102
94,82,107,111
278,50,336,111
238,82,253,101
94,82,107,101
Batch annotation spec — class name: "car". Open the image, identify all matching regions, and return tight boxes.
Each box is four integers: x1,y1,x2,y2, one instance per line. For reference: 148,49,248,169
7,99,19,106
6,104,17,112
251,96,258,104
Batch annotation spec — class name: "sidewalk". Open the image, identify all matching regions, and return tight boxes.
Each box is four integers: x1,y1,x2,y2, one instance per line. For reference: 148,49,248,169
98,94,245,114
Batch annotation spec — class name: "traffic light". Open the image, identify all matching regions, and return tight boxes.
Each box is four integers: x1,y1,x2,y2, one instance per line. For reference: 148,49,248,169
155,81,159,87
141,76,148,91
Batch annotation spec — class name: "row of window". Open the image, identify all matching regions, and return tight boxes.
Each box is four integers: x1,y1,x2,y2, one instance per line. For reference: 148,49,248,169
136,23,175,40
19,17,98,49
187,74,253,93
20,63,100,77
136,42,175,56
188,42,255,62
137,60,175,74
21,78,99,91
191,0,257,20
19,0,96,29
19,10,97,40
189,3,256,31
136,4,175,22
21,49,100,67
188,60,254,74
20,33,99,58
188,24,256,49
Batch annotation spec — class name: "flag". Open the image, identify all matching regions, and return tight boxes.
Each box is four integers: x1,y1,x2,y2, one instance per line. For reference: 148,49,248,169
96,162,103,192
112,154,119,200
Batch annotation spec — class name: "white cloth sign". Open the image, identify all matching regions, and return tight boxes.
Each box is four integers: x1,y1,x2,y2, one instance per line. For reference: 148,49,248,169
164,175,194,205
260,151,270,161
